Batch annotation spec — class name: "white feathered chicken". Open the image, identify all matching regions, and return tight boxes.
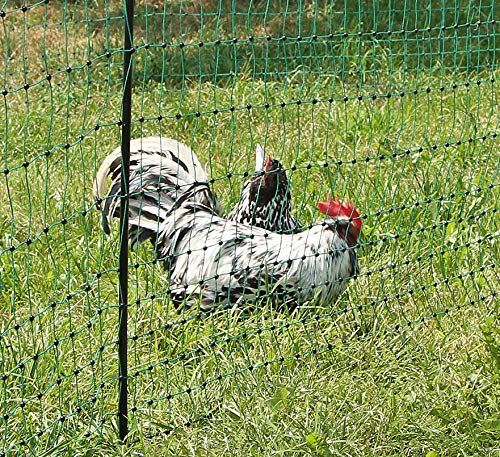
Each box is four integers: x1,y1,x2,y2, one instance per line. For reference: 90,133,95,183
228,144,300,232
94,137,361,311
94,137,299,235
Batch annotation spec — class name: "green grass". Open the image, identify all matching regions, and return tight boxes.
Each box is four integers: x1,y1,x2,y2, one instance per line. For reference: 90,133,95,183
1,1,500,456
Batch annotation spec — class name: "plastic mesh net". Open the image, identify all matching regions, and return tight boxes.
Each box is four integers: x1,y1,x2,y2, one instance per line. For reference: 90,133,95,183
0,0,498,453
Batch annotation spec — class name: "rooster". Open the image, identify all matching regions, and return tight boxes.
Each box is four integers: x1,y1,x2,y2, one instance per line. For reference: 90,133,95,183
94,137,362,311
228,144,300,232
94,137,299,234
94,136,220,240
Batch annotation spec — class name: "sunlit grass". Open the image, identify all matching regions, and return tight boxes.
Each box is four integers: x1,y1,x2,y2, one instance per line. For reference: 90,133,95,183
0,2,499,456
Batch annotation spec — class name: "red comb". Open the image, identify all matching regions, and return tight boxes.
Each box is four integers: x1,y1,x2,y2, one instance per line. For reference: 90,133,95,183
317,193,362,230
264,155,273,172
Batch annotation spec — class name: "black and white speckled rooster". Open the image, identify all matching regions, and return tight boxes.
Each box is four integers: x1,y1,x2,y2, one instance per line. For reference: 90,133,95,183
94,137,361,311
228,144,300,232
94,137,299,234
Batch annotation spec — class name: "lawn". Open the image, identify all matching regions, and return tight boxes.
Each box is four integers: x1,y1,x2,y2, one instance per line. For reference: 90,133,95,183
0,1,499,456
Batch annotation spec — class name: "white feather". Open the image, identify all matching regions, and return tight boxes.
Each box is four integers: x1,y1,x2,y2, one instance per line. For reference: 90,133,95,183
255,144,265,172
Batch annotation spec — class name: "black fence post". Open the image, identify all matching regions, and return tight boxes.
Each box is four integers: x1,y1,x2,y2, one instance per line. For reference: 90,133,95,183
118,0,134,443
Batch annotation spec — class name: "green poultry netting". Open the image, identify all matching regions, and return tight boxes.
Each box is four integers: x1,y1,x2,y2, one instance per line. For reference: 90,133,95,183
0,1,499,455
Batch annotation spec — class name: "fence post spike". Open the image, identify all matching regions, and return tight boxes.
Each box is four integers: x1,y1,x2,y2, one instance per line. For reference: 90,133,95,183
118,0,135,444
